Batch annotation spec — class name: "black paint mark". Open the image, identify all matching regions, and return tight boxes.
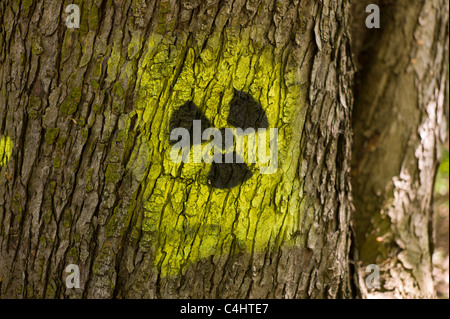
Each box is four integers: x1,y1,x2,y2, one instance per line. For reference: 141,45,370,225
207,152,253,189
168,90,268,189
227,90,269,130
169,101,212,145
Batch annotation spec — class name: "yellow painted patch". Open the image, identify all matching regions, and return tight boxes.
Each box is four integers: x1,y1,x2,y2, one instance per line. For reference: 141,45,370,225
124,29,306,277
0,135,13,167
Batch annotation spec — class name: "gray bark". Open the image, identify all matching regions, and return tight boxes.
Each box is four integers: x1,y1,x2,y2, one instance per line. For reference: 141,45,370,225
0,0,354,299
352,0,449,298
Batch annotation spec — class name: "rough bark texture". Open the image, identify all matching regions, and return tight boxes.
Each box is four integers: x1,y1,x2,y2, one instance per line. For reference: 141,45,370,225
352,0,449,298
0,0,354,299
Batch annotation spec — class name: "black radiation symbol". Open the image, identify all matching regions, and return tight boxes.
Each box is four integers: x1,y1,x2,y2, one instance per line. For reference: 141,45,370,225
169,90,269,189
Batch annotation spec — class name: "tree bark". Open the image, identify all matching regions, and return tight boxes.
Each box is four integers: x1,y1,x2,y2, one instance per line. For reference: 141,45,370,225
352,0,449,298
0,0,447,300
0,0,354,298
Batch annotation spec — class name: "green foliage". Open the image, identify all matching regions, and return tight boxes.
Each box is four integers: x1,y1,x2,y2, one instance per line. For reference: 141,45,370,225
435,145,449,200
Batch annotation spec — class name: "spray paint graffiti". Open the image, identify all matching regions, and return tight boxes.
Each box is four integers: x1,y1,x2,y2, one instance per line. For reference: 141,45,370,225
0,135,13,167
169,90,278,188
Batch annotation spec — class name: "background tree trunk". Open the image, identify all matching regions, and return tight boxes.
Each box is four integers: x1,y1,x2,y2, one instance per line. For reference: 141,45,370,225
352,0,449,298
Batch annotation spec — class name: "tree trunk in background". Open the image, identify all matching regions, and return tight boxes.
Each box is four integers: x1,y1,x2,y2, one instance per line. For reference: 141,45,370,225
352,0,448,298
0,0,355,298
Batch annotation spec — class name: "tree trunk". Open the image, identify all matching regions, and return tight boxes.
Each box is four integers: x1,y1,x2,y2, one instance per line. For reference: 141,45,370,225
0,0,354,299
0,0,447,300
352,0,449,298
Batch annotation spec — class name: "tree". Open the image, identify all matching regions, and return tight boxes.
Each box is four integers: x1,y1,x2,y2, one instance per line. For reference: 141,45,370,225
0,0,447,299
352,0,448,298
